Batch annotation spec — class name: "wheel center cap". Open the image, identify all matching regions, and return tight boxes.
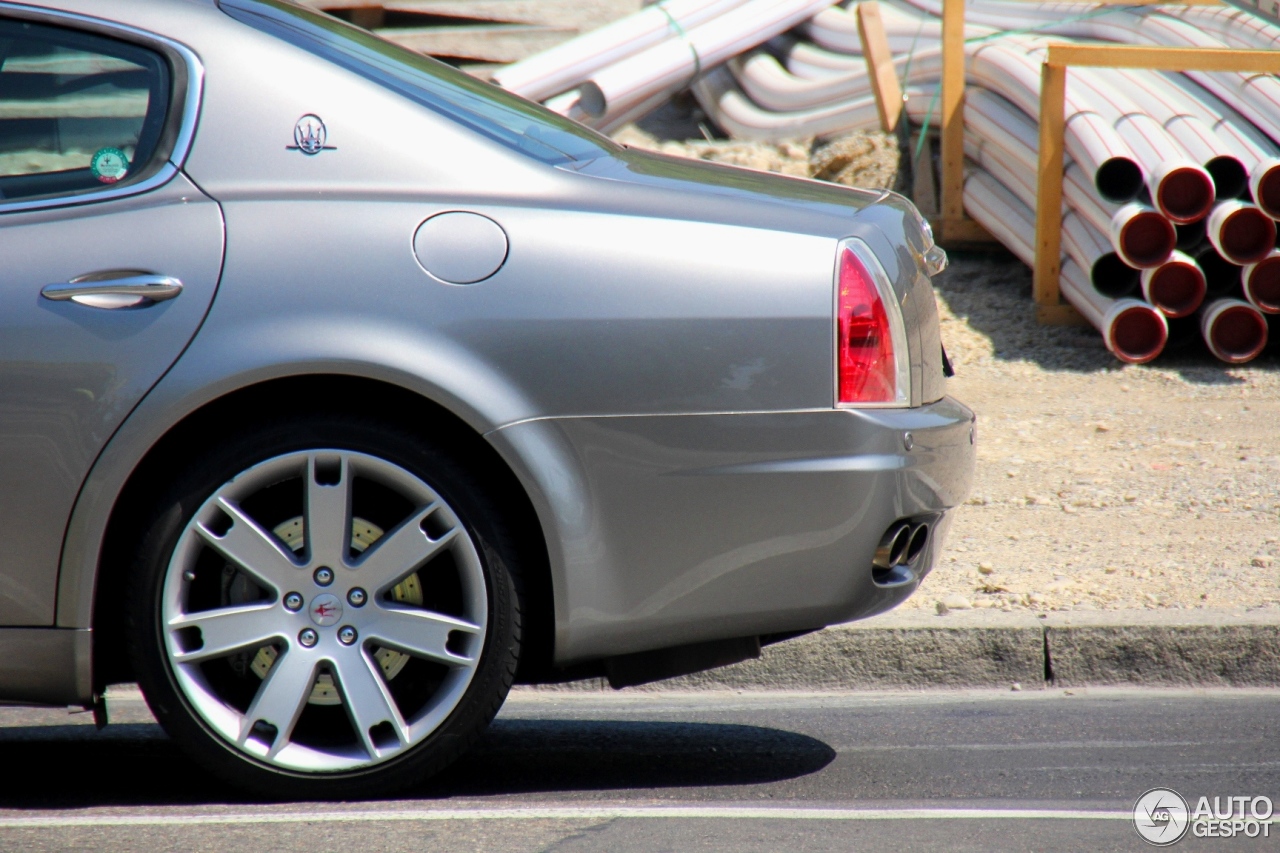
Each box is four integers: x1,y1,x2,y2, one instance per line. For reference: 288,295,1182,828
309,593,343,627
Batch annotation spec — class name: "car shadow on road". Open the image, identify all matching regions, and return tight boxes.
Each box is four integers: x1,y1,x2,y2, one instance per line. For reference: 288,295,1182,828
0,718,834,807
421,718,837,797
936,251,1279,382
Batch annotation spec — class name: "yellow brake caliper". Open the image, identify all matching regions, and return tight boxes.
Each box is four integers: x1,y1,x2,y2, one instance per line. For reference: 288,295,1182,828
249,517,422,705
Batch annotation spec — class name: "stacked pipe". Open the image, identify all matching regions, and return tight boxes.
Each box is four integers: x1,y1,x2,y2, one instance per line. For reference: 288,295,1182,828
492,0,1280,362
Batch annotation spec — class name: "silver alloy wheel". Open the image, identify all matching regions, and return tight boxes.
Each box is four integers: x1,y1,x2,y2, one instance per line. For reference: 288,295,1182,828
161,450,488,773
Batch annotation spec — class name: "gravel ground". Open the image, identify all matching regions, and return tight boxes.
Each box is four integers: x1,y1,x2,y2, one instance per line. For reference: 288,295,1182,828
920,252,1280,616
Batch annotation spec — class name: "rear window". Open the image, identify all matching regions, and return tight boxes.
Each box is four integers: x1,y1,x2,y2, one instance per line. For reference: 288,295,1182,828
218,0,616,165
0,18,170,202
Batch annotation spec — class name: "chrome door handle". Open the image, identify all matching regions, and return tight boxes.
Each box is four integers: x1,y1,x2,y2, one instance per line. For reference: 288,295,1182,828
41,272,183,309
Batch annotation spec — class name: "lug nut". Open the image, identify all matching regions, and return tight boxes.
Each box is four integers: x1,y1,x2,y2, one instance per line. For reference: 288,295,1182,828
347,588,367,607
283,592,304,612
314,567,334,587
298,628,319,648
338,626,358,646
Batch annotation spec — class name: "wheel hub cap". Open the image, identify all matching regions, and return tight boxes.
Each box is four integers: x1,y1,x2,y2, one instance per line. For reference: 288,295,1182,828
308,593,343,627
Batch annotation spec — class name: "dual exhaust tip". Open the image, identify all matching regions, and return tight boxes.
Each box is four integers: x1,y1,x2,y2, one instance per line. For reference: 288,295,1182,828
873,521,930,577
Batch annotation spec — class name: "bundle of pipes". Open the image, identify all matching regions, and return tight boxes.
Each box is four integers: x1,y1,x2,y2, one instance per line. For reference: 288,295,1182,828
493,0,1279,362
690,1,1278,362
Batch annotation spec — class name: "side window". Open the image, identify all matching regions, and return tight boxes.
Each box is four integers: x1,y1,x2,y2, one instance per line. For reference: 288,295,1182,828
0,18,170,203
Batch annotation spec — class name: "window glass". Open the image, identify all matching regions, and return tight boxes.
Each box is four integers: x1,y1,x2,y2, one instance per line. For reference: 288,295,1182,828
0,19,170,202
220,0,616,165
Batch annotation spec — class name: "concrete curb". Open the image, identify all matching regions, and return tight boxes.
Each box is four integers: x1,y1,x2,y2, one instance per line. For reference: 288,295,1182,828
535,609,1280,692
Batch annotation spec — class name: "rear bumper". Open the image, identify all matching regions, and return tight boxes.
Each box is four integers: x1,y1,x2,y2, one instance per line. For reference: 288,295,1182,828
490,396,977,665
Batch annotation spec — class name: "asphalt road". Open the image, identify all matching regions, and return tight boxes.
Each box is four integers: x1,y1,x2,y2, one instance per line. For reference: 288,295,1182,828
1,687,1277,852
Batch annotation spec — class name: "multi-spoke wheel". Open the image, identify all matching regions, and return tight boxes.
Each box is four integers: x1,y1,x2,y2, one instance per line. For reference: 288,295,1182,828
127,418,521,797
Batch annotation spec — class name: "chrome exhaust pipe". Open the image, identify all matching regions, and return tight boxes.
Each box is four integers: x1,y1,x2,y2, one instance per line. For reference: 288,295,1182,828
873,523,910,570
906,523,930,564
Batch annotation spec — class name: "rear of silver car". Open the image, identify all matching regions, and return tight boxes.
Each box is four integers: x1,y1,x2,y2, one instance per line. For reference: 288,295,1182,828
0,0,975,798
479,170,977,672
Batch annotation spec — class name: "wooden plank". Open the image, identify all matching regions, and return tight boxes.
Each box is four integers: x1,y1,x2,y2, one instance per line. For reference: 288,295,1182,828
940,0,966,223
1034,62,1066,312
375,24,576,62
911,133,938,217
1047,43,1280,73
1037,303,1088,326
856,2,903,133
937,217,999,245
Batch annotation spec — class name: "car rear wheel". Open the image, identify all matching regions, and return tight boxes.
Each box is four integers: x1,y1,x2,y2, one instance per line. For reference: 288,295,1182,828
126,416,521,798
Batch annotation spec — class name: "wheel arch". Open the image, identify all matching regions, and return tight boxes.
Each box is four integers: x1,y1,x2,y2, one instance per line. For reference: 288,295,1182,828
79,374,557,693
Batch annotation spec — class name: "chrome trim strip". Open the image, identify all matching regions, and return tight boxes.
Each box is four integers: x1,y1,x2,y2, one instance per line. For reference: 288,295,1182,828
0,2,205,215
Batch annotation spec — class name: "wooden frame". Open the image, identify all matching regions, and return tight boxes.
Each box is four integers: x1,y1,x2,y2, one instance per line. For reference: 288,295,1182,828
856,2,904,133
1033,43,1280,324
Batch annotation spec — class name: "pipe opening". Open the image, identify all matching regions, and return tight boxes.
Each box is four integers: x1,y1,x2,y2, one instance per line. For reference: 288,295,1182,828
1118,213,1176,267
1091,253,1140,298
1245,256,1280,313
1255,165,1280,220
578,82,606,118
1156,168,1216,224
1206,156,1248,202
1147,261,1206,318
1096,157,1144,204
1207,304,1268,363
1196,249,1243,297
1175,220,1206,251
905,524,929,564
1164,314,1201,352
1110,306,1168,364
1218,207,1277,265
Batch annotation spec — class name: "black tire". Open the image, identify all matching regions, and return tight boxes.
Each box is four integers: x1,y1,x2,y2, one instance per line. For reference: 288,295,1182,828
125,414,522,799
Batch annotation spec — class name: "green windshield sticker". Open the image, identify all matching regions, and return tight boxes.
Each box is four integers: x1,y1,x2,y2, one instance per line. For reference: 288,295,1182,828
90,147,130,184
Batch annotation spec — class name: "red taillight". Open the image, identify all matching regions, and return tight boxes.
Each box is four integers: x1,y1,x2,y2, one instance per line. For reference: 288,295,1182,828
838,246,899,404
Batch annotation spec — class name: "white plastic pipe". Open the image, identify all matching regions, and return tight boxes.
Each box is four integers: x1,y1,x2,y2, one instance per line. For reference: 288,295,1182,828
965,41,1144,202
1140,250,1206,319
691,64,903,139
778,38,868,78
729,46,942,112
972,37,1215,220
963,170,1167,363
964,88,1175,268
902,0,1280,161
801,3,996,53
1242,249,1280,315
1110,68,1249,200
1207,200,1278,266
579,0,839,123
1200,297,1269,363
492,0,751,101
